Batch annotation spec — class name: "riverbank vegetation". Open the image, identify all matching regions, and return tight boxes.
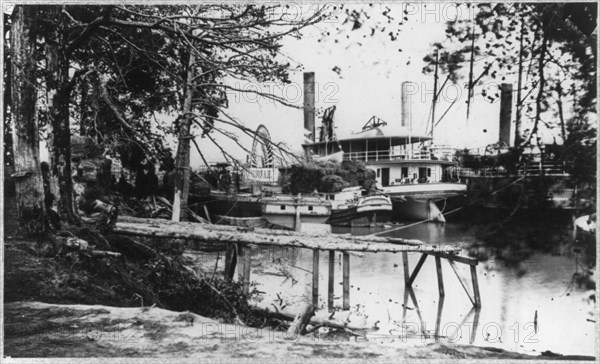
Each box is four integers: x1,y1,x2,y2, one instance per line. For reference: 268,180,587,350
286,160,377,194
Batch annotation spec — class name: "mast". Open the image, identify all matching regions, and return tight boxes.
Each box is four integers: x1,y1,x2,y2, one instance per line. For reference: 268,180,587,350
431,48,439,143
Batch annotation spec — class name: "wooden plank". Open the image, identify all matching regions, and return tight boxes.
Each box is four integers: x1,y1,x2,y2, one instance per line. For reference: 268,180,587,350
430,251,478,266
435,255,445,297
343,252,350,310
402,252,409,284
115,217,462,253
328,250,335,312
470,265,481,307
243,245,251,295
447,259,475,306
312,249,319,307
407,253,428,286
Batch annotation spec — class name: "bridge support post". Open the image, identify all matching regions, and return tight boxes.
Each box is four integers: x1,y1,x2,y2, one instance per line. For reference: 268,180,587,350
224,244,236,282
328,250,335,312
402,252,409,284
237,244,244,283
343,252,350,310
435,255,445,297
243,245,251,295
312,249,319,307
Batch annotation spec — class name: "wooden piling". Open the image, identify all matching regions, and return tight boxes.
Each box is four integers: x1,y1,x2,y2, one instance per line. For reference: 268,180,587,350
312,249,319,307
224,244,235,282
470,265,481,307
406,287,427,338
237,244,245,282
243,245,251,294
328,250,335,312
435,295,445,341
402,252,409,284
343,252,350,310
435,255,445,297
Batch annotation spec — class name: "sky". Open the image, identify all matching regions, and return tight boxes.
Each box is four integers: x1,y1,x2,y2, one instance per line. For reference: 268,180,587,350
188,3,574,167
28,3,579,167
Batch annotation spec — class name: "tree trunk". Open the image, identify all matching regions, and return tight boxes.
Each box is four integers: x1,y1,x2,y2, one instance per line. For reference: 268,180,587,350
10,5,46,234
172,49,196,222
44,7,77,224
79,82,88,135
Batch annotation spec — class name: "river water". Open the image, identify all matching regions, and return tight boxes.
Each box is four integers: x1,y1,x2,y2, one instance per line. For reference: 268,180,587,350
185,220,596,356
233,221,597,357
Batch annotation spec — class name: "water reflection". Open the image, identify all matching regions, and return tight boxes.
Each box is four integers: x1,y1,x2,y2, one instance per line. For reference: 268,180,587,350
246,221,595,356
186,220,594,357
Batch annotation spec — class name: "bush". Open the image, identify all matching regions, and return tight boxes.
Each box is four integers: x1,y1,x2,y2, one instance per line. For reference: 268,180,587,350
289,160,377,194
320,174,349,192
289,163,324,194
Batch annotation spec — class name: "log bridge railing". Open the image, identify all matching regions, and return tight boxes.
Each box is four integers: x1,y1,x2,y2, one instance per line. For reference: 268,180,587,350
115,216,481,310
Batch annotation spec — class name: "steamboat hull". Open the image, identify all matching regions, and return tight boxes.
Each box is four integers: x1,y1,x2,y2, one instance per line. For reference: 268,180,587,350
326,206,392,227
261,196,332,230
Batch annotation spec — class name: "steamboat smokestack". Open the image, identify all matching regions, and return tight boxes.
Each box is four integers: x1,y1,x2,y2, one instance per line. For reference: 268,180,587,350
303,72,316,142
498,83,513,146
401,81,414,130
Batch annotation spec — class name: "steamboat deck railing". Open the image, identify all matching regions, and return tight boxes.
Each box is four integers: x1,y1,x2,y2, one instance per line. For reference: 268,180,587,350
343,149,433,162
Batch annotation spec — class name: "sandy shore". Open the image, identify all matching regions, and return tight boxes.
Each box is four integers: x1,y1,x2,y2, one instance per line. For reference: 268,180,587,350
3,301,595,360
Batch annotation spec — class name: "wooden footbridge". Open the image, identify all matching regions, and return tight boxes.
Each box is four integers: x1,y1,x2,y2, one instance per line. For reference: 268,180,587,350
115,217,481,310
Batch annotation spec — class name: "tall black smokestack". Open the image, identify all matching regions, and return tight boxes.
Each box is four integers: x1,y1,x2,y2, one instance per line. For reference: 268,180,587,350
498,83,513,146
303,72,315,142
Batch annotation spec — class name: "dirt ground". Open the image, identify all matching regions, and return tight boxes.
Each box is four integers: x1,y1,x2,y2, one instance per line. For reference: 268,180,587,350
6,301,593,360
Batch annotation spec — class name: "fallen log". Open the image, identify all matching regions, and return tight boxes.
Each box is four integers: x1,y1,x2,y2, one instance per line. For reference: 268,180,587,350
256,306,379,333
287,303,315,336
114,217,462,254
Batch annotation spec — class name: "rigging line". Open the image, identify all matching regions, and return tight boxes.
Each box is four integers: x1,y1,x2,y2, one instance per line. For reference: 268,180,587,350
370,217,430,236
434,98,458,128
